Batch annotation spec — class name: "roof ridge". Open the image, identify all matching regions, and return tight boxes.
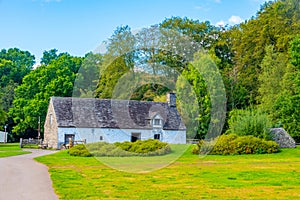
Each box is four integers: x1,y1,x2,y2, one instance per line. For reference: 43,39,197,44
51,96,168,104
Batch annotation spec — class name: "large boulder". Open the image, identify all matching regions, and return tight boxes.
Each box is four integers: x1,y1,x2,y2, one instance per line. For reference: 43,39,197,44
270,128,296,148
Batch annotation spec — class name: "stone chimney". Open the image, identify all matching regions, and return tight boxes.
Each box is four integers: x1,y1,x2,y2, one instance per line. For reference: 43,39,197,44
167,92,176,107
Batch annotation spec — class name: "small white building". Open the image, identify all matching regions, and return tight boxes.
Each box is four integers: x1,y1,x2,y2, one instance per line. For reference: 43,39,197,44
0,131,7,143
44,93,186,149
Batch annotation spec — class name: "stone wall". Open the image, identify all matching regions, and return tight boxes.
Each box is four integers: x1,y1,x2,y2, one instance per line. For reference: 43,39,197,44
270,128,296,148
44,100,59,149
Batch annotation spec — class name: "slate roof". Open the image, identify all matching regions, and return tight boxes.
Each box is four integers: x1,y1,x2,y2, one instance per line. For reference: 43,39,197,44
51,97,186,130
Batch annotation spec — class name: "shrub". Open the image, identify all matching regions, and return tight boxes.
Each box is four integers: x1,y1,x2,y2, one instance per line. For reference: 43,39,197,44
211,134,238,155
85,139,171,157
86,142,110,151
192,134,279,155
227,108,272,140
68,144,92,157
115,139,169,154
89,144,133,157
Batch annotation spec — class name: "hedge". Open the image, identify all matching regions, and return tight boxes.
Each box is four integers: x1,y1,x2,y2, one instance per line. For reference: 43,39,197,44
68,139,171,157
192,134,279,155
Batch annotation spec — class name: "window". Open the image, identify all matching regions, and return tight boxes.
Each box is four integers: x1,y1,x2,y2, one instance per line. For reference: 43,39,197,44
154,134,160,140
152,115,163,127
131,133,141,142
154,119,161,125
100,136,103,141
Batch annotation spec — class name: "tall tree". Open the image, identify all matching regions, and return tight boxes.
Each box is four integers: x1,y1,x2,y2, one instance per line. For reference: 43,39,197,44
273,35,300,142
0,106,7,126
96,26,135,99
73,52,103,98
0,48,35,138
258,45,288,116
0,48,35,86
10,53,82,136
41,49,59,65
231,0,300,106
0,81,18,112
177,64,210,139
160,17,220,49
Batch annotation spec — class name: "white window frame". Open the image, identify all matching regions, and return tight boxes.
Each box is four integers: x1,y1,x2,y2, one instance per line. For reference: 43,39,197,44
154,119,161,125
152,114,163,128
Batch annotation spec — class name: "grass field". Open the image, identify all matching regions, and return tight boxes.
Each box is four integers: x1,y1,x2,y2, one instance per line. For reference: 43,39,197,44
0,143,30,158
35,145,300,199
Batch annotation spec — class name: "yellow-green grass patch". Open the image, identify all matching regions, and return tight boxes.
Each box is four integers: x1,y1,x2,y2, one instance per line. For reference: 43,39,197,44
35,145,300,199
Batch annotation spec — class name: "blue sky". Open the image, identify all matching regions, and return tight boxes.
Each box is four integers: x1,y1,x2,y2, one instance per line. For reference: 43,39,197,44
0,0,270,64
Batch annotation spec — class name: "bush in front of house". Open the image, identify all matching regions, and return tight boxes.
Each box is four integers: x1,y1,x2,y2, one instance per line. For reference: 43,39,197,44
192,134,279,155
85,139,171,157
85,141,111,152
68,144,92,157
87,142,132,157
115,139,170,154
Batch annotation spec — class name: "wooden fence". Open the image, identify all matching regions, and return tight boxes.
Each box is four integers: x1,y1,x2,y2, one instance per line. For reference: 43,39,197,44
20,138,43,148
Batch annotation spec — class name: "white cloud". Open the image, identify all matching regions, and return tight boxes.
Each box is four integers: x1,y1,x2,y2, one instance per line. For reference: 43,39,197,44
228,15,243,25
32,63,41,69
216,15,243,27
216,20,225,27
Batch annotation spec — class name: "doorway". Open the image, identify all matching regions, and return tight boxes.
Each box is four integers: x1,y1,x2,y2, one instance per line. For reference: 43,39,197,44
131,133,141,142
64,134,75,144
154,134,160,140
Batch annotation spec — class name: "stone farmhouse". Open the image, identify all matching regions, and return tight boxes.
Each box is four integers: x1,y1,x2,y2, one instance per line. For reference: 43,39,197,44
44,93,186,149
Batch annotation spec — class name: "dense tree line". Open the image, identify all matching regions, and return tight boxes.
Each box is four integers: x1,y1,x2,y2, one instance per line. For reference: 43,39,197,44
1,0,300,142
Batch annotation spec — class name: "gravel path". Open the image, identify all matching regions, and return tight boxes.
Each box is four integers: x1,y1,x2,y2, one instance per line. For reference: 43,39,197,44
0,149,58,200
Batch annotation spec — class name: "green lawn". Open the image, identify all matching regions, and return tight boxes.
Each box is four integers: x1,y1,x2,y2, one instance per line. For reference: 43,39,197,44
0,143,30,158
35,145,300,200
